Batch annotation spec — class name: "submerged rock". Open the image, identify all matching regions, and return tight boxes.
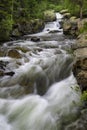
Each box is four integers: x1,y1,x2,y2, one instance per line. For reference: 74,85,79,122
19,65,48,95
4,71,15,76
0,70,15,77
31,36,40,42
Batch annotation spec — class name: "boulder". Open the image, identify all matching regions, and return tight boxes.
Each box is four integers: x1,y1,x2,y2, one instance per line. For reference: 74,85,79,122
78,18,87,32
7,49,22,59
11,19,45,38
73,57,87,91
72,34,87,50
29,19,45,33
63,13,71,19
70,16,77,22
4,71,15,76
60,9,68,14
63,18,78,37
72,33,87,92
31,36,40,42
44,10,56,22
63,17,87,37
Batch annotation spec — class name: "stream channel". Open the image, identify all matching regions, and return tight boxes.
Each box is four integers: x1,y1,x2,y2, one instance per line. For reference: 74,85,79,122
0,13,81,130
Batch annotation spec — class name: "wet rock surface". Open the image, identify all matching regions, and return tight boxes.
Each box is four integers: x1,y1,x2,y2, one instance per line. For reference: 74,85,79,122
7,49,22,59
31,36,40,42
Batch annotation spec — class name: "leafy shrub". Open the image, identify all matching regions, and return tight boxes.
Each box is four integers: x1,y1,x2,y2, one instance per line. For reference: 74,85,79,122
0,17,13,42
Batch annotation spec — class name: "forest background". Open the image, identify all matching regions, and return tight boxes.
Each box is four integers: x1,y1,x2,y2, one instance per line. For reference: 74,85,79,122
0,0,87,42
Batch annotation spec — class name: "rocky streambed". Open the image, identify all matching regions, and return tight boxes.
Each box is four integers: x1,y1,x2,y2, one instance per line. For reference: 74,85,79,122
0,12,87,130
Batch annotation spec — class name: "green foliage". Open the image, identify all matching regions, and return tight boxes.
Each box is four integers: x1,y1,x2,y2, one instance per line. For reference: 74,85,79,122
0,0,13,42
81,91,87,101
0,17,13,42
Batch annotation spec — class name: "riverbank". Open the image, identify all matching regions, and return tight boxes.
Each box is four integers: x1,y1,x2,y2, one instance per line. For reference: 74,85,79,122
61,10,87,130
61,10,87,93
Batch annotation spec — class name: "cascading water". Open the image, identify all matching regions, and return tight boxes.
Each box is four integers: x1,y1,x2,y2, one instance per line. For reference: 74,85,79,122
0,13,81,130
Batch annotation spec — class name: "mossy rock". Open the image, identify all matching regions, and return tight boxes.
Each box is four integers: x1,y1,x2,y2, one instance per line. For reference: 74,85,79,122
7,49,22,59
70,16,77,22
44,10,56,22
30,19,45,33
15,46,29,53
60,9,68,14
63,13,71,19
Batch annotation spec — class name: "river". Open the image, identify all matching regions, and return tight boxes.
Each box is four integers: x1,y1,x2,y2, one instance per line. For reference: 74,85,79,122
0,13,81,130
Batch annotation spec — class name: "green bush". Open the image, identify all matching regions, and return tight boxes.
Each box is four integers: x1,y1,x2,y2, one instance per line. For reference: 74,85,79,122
0,17,13,42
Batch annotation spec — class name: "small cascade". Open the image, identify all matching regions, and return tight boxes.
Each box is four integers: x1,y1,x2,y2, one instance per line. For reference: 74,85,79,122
43,13,63,32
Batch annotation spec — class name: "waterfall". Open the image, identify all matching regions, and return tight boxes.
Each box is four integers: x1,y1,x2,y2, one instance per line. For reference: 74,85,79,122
0,13,81,130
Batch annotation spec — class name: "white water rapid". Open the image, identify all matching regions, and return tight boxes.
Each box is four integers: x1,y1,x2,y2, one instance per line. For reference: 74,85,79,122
0,13,81,130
